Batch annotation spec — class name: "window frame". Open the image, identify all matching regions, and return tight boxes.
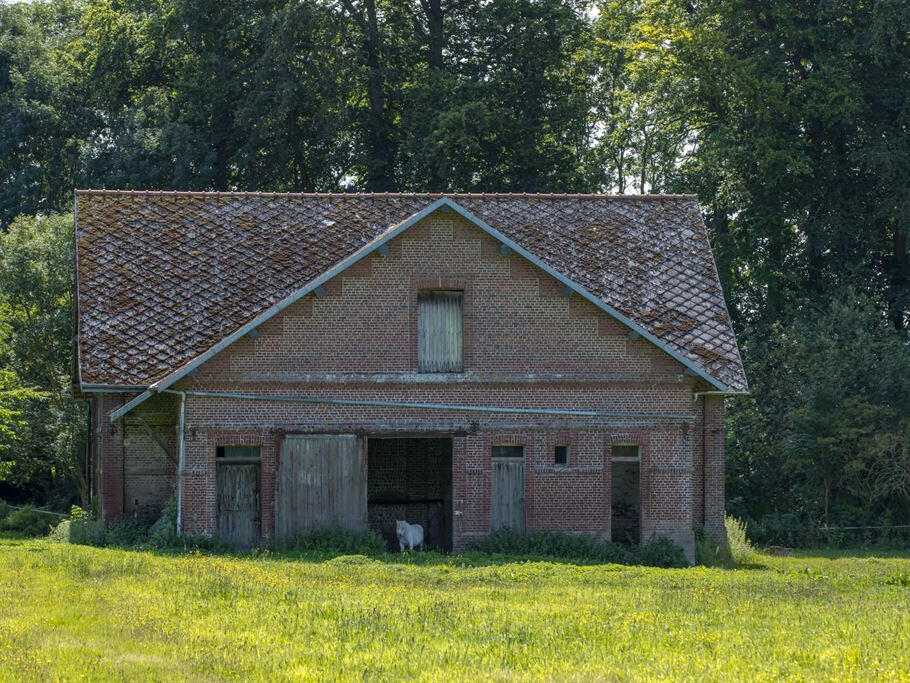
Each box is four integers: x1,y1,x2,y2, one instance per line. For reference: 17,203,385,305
491,444,525,460
417,288,464,373
554,444,570,467
216,445,262,463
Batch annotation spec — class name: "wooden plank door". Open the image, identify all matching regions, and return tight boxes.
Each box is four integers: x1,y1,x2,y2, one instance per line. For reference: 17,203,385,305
275,434,366,542
216,462,261,548
491,453,525,532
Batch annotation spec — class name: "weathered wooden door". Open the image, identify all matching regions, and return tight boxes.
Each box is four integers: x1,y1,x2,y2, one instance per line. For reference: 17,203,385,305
275,434,366,542
216,462,261,548
491,447,525,532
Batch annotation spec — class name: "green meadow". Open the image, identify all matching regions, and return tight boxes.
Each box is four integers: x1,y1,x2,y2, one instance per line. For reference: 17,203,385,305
1,537,908,681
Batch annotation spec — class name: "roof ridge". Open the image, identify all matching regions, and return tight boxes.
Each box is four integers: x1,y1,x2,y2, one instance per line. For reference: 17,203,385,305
74,189,697,201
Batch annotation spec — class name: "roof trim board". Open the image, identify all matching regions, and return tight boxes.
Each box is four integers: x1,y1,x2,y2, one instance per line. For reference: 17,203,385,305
108,197,728,421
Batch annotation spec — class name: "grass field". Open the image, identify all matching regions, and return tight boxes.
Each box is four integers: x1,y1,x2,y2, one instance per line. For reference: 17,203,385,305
1,537,909,681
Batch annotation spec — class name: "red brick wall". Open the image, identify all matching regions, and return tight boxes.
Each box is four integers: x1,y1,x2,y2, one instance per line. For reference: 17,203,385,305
122,394,177,522
703,396,727,546
94,210,720,561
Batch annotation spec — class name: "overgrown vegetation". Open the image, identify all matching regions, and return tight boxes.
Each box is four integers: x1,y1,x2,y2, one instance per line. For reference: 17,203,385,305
467,529,687,568
1,538,908,679
0,502,62,537
47,498,226,552
724,515,757,566
280,526,386,555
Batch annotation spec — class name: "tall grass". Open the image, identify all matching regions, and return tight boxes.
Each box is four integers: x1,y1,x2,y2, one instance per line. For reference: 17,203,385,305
0,538,907,680
467,529,687,567
725,514,758,565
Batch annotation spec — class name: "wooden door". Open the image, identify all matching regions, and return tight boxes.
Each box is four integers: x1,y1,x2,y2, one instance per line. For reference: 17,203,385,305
276,434,366,542
492,451,525,532
216,462,261,548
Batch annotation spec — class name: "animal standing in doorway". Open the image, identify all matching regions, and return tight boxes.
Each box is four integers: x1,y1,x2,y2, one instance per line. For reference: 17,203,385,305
396,520,424,552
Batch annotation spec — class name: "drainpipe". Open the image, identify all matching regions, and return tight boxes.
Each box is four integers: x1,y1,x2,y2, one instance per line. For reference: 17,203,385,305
175,391,186,535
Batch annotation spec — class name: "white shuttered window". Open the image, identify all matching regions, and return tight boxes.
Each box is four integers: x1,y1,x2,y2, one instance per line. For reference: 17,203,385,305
418,290,463,372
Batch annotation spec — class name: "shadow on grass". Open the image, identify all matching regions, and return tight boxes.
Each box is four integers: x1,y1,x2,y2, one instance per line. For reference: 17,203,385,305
31,537,691,570
143,545,654,569
787,547,910,560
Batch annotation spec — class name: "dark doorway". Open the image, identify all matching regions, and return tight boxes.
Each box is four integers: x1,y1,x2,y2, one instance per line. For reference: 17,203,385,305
216,446,261,548
611,445,641,544
367,437,453,552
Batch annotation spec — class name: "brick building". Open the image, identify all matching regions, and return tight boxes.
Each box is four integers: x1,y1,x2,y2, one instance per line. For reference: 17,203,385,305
73,191,747,560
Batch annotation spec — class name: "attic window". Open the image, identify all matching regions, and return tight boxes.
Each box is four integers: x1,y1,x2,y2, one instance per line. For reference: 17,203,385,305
418,290,463,372
554,445,569,466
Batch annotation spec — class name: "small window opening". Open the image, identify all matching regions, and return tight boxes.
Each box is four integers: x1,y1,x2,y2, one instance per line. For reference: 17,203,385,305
492,445,524,459
418,290,463,372
216,445,261,460
554,445,569,466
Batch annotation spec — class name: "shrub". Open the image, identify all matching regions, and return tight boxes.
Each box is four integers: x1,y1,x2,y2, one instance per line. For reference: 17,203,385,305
1,505,58,537
636,537,689,568
284,527,386,555
103,517,149,547
49,507,106,545
741,514,910,550
694,526,727,567
725,515,757,565
148,498,178,548
467,529,687,568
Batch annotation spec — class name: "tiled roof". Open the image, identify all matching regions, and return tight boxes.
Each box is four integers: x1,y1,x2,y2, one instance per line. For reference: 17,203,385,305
75,191,747,392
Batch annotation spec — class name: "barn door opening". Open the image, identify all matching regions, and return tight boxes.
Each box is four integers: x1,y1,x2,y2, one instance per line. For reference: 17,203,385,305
491,445,525,533
611,445,641,544
367,437,453,552
216,446,261,549
275,434,366,543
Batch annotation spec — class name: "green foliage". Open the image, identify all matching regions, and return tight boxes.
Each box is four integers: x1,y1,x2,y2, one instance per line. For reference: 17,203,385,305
283,526,386,555
727,292,910,533
0,504,57,537
694,526,728,568
885,571,910,587
102,517,150,548
49,516,105,546
724,515,756,566
0,213,87,505
742,514,910,550
148,497,178,548
467,529,687,568
635,537,690,569
2,538,909,679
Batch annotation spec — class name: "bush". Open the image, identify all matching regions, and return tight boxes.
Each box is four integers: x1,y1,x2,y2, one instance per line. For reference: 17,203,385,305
742,513,910,549
467,529,687,568
284,527,386,555
103,517,149,547
1,505,58,537
148,498,178,548
725,515,757,565
694,527,728,567
636,537,689,568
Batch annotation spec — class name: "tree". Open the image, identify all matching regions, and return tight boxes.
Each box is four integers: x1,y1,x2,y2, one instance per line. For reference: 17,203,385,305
0,213,88,505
